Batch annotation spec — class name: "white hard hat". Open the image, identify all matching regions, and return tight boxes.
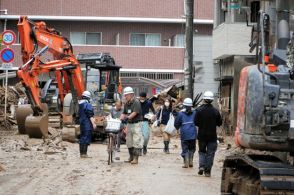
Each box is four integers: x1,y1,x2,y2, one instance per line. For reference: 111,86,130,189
82,91,91,98
183,98,193,106
123,86,134,95
203,91,214,100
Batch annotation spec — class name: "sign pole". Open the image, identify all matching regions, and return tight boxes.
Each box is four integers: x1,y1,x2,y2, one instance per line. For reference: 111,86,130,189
3,17,7,99
1,29,16,123
4,69,8,122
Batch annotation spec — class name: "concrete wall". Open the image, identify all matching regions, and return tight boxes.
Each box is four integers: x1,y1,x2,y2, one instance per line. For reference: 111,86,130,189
212,23,253,59
193,35,219,96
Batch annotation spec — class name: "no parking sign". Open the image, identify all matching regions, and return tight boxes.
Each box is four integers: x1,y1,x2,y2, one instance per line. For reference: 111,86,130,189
0,48,14,63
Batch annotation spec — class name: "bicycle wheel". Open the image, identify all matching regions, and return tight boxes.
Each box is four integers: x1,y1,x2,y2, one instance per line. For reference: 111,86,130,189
108,135,113,165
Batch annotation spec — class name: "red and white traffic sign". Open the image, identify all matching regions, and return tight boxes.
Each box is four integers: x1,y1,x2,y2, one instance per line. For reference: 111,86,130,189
0,48,14,63
2,30,16,45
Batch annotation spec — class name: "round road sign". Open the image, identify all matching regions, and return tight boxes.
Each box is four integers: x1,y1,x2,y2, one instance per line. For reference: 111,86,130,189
2,30,16,45
0,48,14,63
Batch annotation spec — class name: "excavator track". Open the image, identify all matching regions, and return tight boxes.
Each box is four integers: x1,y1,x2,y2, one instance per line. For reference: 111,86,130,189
221,154,294,195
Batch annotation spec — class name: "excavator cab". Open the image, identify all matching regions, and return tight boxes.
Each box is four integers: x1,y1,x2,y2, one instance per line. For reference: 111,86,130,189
77,53,121,114
77,53,121,104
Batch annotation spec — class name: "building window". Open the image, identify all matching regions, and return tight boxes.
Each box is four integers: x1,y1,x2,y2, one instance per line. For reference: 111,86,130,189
156,73,173,80
120,72,137,78
70,32,85,44
120,72,174,80
130,33,161,46
86,33,101,45
139,72,156,80
173,34,185,47
70,32,102,45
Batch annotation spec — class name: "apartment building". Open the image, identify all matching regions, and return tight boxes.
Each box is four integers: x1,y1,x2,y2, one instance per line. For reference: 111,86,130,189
0,0,216,96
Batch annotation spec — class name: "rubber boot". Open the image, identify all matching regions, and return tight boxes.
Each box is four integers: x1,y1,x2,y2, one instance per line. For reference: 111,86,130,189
131,148,139,164
164,141,170,154
189,152,194,167
198,167,205,175
182,154,189,168
80,144,84,158
80,145,87,158
125,147,134,163
166,141,170,154
163,141,167,153
131,155,139,164
205,169,211,177
143,145,147,155
81,145,92,158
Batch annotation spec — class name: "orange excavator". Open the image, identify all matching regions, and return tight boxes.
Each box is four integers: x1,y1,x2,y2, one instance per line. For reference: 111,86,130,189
16,16,85,138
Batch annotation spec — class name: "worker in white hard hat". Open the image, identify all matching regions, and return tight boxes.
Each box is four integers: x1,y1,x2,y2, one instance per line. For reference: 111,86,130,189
120,86,143,164
78,91,97,158
195,91,222,177
174,98,197,168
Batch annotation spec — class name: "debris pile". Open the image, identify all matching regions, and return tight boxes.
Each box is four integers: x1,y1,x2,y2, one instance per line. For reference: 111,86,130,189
0,127,67,155
34,127,67,155
0,85,23,108
0,83,26,128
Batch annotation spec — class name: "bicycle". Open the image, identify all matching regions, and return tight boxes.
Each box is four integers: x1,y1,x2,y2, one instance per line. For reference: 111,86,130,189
106,131,118,165
105,118,121,165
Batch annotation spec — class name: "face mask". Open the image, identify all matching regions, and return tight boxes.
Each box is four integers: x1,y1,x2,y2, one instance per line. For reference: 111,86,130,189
140,99,145,103
185,106,191,111
164,102,170,107
185,106,192,114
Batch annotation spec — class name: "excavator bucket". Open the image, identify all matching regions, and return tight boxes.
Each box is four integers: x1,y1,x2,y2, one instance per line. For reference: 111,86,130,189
16,104,33,134
16,104,49,138
25,114,48,138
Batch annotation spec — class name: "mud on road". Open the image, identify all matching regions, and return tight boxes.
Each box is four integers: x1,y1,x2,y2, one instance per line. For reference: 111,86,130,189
0,129,231,195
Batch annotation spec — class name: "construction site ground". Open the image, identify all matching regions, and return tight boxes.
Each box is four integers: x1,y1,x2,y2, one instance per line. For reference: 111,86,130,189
0,127,233,195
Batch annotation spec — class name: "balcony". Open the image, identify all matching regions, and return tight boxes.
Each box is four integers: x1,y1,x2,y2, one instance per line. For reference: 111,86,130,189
11,45,185,71
212,23,254,59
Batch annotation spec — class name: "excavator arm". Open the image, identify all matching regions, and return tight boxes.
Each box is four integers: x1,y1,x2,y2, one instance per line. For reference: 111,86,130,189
16,16,85,137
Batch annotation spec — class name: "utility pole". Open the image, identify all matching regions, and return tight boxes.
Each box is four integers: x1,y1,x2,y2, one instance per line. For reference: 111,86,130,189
183,0,194,99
